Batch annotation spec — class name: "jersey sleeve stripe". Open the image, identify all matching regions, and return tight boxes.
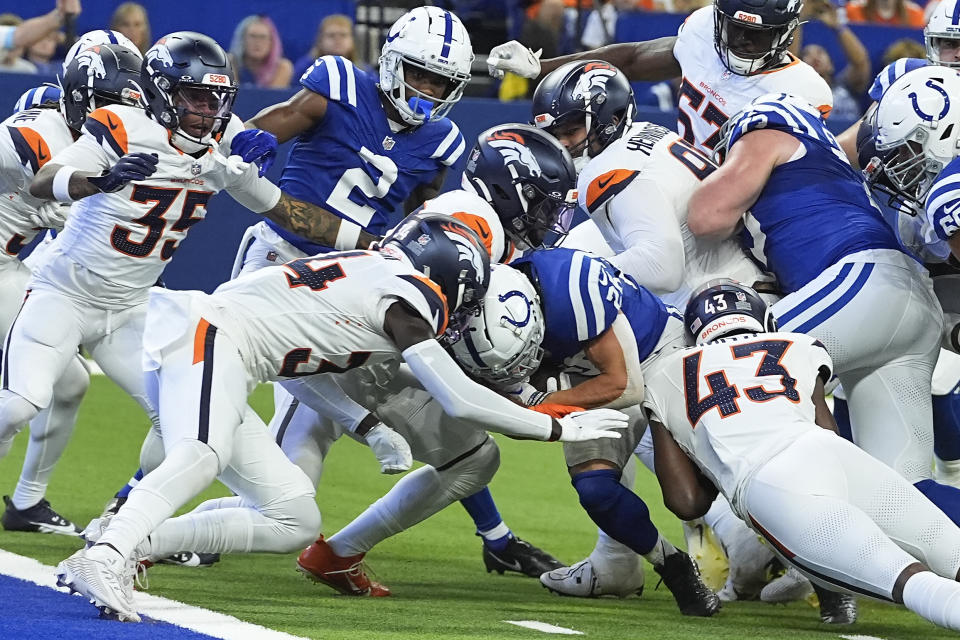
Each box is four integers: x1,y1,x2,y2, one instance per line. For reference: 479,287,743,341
432,124,461,159
585,169,638,212
926,174,960,213
343,58,358,106
441,137,466,166
567,251,591,341
323,56,341,101
7,126,51,174
586,258,606,337
450,211,494,257
86,109,129,156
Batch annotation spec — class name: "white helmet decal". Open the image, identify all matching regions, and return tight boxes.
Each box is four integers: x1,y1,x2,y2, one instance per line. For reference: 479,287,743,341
75,48,107,79
147,42,175,69
487,131,543,178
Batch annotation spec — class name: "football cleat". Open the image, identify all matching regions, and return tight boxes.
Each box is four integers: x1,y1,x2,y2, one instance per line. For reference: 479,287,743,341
716,527,775,601
56,546,141,622
482,537,564,578
159,552,220,568
681,519,727,592
540,557,644,598
654,551,722,617
812,583,858,625
760,565,814,603
297,536,390,596
102,495,128,517
2,495,81,536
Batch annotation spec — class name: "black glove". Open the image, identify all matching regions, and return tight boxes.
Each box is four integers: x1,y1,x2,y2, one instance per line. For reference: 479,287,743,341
87,152,159,193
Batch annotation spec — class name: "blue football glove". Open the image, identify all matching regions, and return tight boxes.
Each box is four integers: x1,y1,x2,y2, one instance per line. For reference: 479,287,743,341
231,128,277,177
87,152,158,193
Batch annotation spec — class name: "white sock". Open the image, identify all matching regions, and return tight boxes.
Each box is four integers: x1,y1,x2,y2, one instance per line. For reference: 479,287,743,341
902,570,960,631
642,534,678,568
478,522,511,542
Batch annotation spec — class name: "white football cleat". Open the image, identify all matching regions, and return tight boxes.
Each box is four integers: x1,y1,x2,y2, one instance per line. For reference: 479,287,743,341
760,565,814,603
540,557,644,598
56,546,141,622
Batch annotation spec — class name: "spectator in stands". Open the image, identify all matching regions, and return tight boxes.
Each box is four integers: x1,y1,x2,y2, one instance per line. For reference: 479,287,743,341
846,0,925,27
0,15,38,74
292,14,357,82
0,1,79,57
109,2,150,54
882,37,926,65
25,32,62,76
229,15,293,89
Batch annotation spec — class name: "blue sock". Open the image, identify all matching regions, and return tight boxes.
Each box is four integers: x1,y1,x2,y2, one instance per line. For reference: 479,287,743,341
933,389,960,461
832,397,854,442
460,488,512,551
915,479,960,527
115,468,144,499
571,468,659,555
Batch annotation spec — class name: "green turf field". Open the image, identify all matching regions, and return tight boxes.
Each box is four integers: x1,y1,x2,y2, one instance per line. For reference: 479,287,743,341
0,377,952,640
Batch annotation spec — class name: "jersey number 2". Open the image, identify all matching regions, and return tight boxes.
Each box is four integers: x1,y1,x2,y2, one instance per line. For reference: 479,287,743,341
326,146,398,227
683,339,800,426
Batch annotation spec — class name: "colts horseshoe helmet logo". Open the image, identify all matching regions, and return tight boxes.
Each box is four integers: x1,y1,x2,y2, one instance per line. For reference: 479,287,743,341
908,79,951,122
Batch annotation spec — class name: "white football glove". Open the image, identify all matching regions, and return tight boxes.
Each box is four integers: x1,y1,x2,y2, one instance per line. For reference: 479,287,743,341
545,372,572,393
212,151,250,176
487,41,542,79
29,201,70,230
557,409,629,442
363,423,413,474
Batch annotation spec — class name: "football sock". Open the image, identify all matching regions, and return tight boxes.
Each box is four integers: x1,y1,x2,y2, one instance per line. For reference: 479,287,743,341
461,487,512,551
933,390,960,462
642,534,678,568
915,479,960,527
902,570,960,631
571,468,660,555
832,397,853,442
115,468,144,500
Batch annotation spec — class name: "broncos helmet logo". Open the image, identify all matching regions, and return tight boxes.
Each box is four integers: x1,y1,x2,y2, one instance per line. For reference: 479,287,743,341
146,42,174,69
488,139,542,178
444,229,486,289
571,67,616,103
75,47,107,79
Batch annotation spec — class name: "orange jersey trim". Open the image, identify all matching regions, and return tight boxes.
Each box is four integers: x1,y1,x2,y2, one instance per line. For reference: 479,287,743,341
8,126,52,173
758,52,801,75
585,169,639,212
193,318,211,364
87,108,129,155
450,211,494,259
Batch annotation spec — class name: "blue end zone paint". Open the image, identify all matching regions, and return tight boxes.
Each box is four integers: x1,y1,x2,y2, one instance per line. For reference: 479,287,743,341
0,574,218,640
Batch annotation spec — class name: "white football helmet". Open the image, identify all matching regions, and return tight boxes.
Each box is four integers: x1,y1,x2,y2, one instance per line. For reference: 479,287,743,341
422,189,507,264
63,30,142,73
925,0,960,68
873,66,960,204
450,264,544,385
379,6,473,126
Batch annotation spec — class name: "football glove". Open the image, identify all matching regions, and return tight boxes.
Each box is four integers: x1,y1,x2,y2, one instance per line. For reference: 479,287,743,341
28,201,70,229
487,41,542,79
87,152,158,193
557,409,629,442
364,423,413,474
231,128,278,177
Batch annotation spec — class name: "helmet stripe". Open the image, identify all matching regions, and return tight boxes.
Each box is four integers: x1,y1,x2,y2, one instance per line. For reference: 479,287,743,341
440,10,453,59
106,30,118,44
953,0,960,25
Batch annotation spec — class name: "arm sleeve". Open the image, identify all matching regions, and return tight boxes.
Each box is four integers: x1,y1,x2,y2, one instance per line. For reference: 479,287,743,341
604,313,645,409
282,374,371,433
602,180,686,295
224,165,282,214
402,339,558,441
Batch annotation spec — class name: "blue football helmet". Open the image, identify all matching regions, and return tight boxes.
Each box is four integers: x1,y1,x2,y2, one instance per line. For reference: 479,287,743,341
381,212,491,338
714,0,803,76
685,279,776,345
59,44,142,131
141,32,237,146
13,84,62,113
461,123,578,251
531,60,635,168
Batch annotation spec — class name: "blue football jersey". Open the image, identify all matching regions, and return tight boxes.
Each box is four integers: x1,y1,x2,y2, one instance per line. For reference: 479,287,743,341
512,248,673,365
868,58,929,102
728,95,900,294
268,55,466,254
925,156,960,246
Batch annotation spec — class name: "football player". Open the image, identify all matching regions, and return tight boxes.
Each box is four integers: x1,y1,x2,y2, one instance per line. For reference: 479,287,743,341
689,93,960,533
56,213,628,622
487,0,832,154
646,279,960,633
0,44,142,536
2,32,373,507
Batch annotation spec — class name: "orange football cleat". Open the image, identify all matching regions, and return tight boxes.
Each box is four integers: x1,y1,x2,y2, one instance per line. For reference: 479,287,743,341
297,536,390,597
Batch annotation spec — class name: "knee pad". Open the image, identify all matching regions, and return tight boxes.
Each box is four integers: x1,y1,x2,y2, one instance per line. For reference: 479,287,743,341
437,437,500,500
0,390,39,438
572,469,623,513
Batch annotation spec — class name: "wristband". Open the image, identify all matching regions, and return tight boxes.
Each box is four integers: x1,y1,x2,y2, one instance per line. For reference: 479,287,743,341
52,166,76,202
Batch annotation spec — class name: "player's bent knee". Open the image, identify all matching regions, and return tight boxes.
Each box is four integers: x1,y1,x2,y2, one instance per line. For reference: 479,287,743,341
572,469,623,513
268,494,322,551
438,437,500,500
0,390,40,436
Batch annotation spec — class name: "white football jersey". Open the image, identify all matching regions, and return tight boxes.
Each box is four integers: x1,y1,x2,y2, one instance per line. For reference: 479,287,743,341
422,189,508,264
33,105,277,303
577,121,766,308
673,7,833,153
643,331,832,510
0,107,75,261
201,251,449,383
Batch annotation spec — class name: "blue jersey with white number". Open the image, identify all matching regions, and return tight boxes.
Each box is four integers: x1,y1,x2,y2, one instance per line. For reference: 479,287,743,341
512,248,672,365
868,58,929,102
268,55,466,254
925,156,960,246
729,95,900,294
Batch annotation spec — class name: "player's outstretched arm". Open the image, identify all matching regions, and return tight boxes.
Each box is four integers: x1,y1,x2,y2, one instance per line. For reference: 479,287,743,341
650,419,718,520
488,37,680,82
31,153,159,202
246,89,329,144
384,301,629,442
263,192,379,250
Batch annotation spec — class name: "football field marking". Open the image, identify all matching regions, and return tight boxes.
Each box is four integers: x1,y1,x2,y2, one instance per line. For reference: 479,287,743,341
840,635,887,640
504,620,584,635
0,549,309,640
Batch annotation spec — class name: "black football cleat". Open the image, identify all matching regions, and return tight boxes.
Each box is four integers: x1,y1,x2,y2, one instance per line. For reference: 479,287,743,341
158,552,221,568
483,537,564,578
2,495,81,536
813,583,857,624
654,551,722,616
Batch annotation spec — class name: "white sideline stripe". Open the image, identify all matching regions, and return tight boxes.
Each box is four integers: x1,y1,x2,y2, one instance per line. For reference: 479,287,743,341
840,635,887,640
504,620,584,635
0,549,309,640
